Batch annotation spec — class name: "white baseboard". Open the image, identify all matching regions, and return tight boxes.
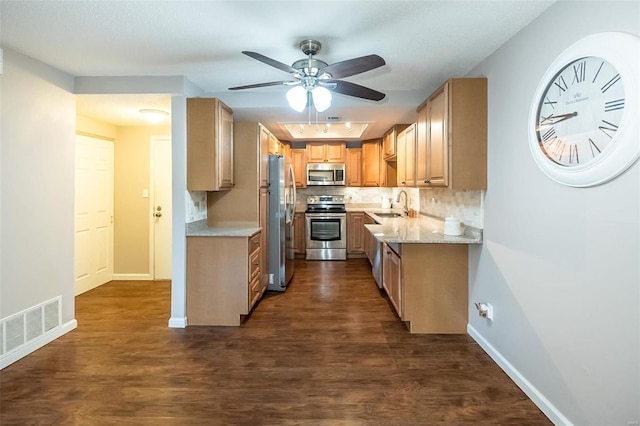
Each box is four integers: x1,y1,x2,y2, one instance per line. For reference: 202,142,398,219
1,319,77,370
112,273,153,281
168,317,187,328
467,324,572,426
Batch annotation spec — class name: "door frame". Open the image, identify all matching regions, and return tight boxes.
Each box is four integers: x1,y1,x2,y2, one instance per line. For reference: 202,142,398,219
149,136,172,280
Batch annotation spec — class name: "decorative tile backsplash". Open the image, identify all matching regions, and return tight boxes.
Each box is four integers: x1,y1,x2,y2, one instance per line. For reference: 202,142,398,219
186,190,207,223
189,186,483,228
419,188,484,228
297,186,483,228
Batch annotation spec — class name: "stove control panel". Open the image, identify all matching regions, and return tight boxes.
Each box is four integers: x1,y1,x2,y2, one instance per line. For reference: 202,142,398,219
307,195,344,205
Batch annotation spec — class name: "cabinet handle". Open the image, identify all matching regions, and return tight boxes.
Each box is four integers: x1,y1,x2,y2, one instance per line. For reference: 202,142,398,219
425,179,430,183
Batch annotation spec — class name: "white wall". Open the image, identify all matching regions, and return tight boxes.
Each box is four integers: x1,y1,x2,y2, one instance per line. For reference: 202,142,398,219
466,2,639,425
1,50,76,325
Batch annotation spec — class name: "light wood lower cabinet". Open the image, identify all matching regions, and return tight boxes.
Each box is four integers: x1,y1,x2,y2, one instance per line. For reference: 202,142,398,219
347,212,365,254
293,212,306,257
381,242,469,334
382,243,402,317
186,231,264,326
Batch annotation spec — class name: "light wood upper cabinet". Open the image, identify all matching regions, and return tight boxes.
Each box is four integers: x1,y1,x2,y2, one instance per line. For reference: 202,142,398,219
416,78,487,190
346,148,362,187
362,139,381,187
383,124,410,159
396,123,416,187
268,133,281,155
187,98,234,191
259,125,270,188
291,148,307,188
306,143,346,163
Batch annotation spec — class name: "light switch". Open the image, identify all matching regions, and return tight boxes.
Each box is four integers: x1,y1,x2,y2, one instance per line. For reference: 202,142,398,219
142,189,149,198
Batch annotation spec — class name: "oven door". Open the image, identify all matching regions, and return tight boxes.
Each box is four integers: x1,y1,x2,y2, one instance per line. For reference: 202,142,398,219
305,213,346,249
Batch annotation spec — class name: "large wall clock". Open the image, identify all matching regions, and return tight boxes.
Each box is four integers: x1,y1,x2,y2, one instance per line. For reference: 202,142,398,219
528,32,639,187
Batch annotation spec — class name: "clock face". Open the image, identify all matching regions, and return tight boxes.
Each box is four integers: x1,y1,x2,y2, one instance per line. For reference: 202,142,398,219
535,57,625,168
528,32,639,187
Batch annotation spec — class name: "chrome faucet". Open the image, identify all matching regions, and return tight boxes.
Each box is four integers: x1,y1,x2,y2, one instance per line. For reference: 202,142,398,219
396,190,409,216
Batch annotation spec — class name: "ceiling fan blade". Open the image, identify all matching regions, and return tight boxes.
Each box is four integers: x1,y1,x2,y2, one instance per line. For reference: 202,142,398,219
325,80,386,101
242,51,299,75
228,81,295,90
321,54,386,79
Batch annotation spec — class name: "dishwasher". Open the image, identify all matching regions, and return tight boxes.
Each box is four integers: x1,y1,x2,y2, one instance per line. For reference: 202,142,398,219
366,226,383,289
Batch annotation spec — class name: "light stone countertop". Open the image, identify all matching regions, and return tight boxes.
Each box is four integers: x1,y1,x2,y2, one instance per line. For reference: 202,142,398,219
186,219,261,237
362,210,482,245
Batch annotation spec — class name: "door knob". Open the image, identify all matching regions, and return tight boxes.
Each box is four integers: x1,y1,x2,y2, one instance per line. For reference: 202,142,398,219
154,212,162,218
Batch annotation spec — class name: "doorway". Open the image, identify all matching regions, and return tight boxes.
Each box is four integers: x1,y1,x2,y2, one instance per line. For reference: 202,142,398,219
74,134,114,295
150,136,172,280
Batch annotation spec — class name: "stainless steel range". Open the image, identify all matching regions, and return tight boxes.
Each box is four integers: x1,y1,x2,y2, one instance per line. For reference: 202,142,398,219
305,195,347,260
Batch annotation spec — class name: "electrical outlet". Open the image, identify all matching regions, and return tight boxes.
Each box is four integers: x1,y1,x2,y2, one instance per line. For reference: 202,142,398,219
475,302,494,321
268,274,274,285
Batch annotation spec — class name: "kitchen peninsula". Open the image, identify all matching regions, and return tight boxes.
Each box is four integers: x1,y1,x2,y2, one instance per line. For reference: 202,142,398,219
361,210,482,334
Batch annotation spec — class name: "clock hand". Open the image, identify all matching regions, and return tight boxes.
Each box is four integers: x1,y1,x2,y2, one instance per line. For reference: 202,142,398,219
548,111,578,124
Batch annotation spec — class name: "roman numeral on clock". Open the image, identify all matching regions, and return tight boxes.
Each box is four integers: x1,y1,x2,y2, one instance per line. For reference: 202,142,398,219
569,144,579,164
541,127,556,142
598,120,618,138
554,76,568,94
588,138,601,157
604,99,625,112
572,61,586,84
601,74,621,93
543,96,557,109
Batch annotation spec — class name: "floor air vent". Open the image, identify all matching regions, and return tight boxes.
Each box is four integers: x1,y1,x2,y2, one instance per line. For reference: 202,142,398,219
1,296,61,360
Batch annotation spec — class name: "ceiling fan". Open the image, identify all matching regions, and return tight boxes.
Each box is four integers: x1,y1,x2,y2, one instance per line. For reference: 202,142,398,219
228,39,386,112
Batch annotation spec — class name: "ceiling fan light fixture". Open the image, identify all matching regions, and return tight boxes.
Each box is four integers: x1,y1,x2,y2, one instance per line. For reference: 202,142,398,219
286,86,307,112
312,86,332,112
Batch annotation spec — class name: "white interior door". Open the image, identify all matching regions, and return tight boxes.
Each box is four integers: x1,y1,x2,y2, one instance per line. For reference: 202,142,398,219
74,134,114,295
151,136,172,280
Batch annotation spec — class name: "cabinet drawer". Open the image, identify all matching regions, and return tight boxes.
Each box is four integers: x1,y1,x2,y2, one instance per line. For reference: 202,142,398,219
248,274,262,309
249,232,261,255
249,247,260,281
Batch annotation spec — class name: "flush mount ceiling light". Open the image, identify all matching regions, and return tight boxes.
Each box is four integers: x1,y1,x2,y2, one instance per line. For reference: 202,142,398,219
139,108,169,124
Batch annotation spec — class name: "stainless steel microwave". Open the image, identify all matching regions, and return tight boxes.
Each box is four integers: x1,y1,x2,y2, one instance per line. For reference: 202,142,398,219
307,163,346,186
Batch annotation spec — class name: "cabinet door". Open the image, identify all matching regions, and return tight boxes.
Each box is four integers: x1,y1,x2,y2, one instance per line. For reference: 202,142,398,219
187,98,234,191
396,128,406,186
306,143,325,162
268,133,280,155
259,188,268,287
292,149,307,188
346,148,362,187
415,101,429,186
383,129,395,159
403,124,416,187
427,84,449,186
293,212,306,255
325,143,345,162
347,212,365,253
362,140,381,187
382,244,402,317
259,125,270,187
218,102,234,189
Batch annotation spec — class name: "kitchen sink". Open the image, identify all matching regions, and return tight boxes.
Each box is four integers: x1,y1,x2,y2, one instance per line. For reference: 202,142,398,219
375,212,404,218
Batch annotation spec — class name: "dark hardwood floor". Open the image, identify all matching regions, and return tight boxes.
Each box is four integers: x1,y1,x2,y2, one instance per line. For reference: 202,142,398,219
1,259,551,425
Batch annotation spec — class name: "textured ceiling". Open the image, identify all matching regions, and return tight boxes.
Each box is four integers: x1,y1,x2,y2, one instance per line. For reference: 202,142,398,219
1,0,555,138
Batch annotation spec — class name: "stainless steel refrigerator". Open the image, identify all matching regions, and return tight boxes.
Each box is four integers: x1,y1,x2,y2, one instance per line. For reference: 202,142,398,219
268,155,296,291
